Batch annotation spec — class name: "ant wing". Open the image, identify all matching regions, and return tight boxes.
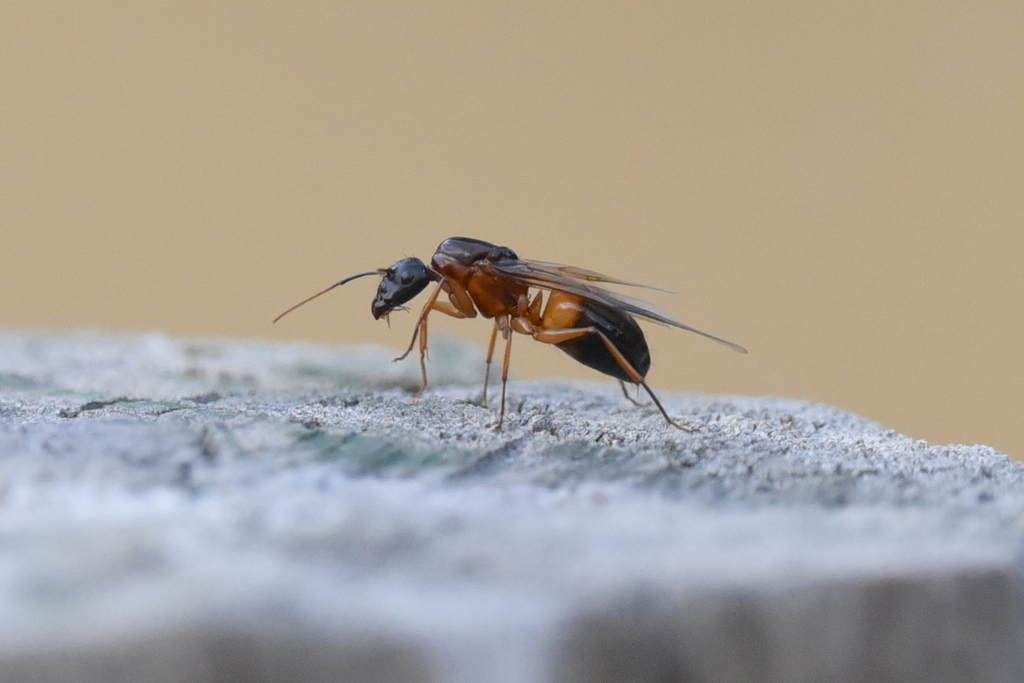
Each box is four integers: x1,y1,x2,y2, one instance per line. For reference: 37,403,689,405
489,258,747,354
510,260,677,294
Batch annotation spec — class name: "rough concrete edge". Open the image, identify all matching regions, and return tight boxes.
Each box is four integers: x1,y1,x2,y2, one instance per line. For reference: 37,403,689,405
552,559,1024,683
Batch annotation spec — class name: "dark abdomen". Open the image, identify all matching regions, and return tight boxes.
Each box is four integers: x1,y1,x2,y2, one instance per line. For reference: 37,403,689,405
555,302,651,383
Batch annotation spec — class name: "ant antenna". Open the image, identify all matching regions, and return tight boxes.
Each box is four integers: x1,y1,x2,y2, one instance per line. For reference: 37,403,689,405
273,270,384,323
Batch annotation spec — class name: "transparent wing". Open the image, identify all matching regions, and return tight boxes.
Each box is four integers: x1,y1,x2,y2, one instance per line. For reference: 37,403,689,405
510,260,676,293
488,258,747,353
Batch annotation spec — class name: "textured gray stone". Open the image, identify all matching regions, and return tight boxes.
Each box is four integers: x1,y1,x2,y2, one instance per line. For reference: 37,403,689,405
0,330,1022,683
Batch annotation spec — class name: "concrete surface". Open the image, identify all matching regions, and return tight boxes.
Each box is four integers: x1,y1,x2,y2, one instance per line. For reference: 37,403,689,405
0,330,1022,683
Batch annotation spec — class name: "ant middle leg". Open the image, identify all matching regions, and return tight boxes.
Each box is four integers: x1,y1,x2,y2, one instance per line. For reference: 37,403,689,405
480,321,500,408
496,320,513,430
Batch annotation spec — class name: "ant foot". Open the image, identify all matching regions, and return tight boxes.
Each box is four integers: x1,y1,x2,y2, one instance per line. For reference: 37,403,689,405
667,418,700,433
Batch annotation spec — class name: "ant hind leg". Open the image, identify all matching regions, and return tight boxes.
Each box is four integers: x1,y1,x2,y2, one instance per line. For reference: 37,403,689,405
618,380,646,407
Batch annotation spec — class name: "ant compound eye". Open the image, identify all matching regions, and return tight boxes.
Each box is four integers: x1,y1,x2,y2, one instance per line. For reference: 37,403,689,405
401,272,415,285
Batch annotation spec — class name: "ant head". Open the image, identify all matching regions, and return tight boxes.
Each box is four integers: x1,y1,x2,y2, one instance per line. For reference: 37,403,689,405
273,257,438,326
371,257,436,320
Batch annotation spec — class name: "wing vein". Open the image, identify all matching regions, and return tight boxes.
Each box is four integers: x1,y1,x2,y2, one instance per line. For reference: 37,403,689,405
488,259,746,353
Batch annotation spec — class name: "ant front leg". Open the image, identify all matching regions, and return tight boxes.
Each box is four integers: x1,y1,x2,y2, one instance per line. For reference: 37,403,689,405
395,280,476,398
395,282,445,363
394,282,446,396
413,312,429,397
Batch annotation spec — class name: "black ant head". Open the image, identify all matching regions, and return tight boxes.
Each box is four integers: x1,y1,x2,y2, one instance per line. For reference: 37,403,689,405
273,257,438,326
371,257,436,320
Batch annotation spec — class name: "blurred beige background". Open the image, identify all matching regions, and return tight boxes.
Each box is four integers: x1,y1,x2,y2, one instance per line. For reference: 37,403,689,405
2,3,1021,456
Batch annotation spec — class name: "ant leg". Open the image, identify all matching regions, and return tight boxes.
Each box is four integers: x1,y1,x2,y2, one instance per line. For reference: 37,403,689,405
394,281,476,398
395,282,445,362
480,321,499,408
638,380,694,432
496,324,512,430
619,380,646,407
533,327,694,432
413,313,428,397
